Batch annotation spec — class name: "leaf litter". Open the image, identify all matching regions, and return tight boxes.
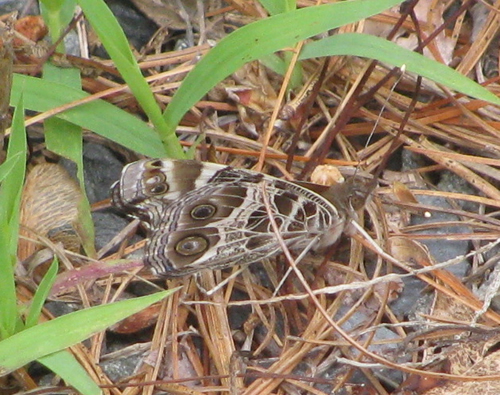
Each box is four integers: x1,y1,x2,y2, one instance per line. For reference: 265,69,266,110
8,1,500,394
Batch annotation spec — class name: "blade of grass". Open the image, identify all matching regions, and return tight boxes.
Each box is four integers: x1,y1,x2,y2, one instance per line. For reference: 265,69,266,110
10,74,167,157
43,63,96,257
0,29,13,145
38,350,101,395
0,96,27,231
0,95,27,339
0,289,176,375
25,258,58,329
163,0,404,134
0,152,22,183
40,0,77,52
259,0,296,15
300,33,500,105
0,225,17,340
76,0,185,158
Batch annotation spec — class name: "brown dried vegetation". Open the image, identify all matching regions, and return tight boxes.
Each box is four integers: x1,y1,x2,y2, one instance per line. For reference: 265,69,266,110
7,0,500,394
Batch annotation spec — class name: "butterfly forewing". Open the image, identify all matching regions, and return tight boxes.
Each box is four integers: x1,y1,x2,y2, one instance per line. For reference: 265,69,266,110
111,159,368,277
112,159,220,229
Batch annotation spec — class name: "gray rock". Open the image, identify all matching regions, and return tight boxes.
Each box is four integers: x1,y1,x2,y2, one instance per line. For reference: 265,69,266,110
0,0,38,14
390,193,471,318
61,143,123,204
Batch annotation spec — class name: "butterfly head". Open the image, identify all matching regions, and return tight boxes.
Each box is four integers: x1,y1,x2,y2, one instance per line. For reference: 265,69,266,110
320,174,376,217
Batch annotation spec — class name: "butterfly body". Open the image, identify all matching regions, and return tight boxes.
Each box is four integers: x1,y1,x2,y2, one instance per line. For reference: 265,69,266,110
111,159,373,277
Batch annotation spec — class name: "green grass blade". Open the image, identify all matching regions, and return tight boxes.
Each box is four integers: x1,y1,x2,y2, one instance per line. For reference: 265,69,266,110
163,0,404,133
259,0,296,15
1,96,27,227
300,33,500,105
43,63,96,257
38,350,101,395
0,95,27,339
11,74,167,157
0,152,22,183
39,0,67,12
25,258,58,329
76,0,134,62
0,290,176,375
77,0,185,158
0,223,17,339
40,0,77,52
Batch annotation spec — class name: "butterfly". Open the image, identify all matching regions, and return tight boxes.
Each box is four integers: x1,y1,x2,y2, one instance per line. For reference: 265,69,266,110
111,159,375,277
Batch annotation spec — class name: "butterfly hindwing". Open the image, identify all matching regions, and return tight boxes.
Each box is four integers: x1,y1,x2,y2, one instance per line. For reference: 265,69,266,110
112,159,361,276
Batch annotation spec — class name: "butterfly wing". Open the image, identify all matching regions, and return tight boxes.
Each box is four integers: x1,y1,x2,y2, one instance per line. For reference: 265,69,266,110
112,159,346,277
112,159,222,230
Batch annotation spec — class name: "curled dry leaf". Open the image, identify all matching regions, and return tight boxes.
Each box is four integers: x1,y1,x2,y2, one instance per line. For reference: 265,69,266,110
224,62,279,136
364,1,455,64
392,180,419,205
13,16,48,45
19,163,83,268
109,302,162,334
388,235,434,269
381,170,429,231
392,180,431,218
227,63,278,113
310,164,345,186
129,0,223,32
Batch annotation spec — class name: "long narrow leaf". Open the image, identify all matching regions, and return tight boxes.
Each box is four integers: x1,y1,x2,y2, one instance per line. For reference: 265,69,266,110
0,225,16,340
0,152,22,183
259,0,296,15
40,0,77,52
0,95,26,339
163,0,404,133
11,74,167,157
1,95,26,227
300,33,500,105
25,258,58,329
77,0,185,158
43,63,96,256
38,350,101,395
0,290,175,375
